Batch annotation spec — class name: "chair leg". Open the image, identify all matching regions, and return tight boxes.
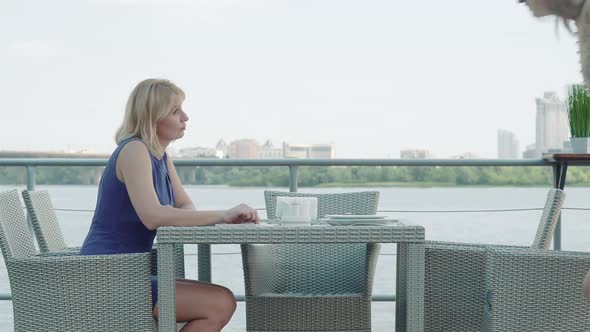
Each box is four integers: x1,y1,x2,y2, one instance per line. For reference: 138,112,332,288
396,243,408,332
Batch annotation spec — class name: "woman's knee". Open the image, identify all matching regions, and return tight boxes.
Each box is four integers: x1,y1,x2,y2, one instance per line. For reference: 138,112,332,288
211,286,237,323
218,286,237,315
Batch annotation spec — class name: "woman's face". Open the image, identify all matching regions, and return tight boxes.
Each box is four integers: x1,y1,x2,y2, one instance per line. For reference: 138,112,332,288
156,94,189,143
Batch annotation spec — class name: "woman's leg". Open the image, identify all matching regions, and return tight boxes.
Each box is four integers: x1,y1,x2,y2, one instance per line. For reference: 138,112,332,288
584,270,590,302
153,279,237,332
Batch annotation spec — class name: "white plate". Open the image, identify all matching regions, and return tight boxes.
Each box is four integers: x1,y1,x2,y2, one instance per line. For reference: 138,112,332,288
324,215,388,220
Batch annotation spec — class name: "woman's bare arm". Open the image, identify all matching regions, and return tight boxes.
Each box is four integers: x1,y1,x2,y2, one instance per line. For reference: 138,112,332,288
117,141,258,230
166,154,196,210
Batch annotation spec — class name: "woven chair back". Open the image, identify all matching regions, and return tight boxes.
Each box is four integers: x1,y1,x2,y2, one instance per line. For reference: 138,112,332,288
0,190,37,259
531,188,566,249
264,190,379,219
22,190,67,252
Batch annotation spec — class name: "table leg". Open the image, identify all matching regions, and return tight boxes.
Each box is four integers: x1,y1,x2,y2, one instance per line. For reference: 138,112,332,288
158,243,177,332
553,163,568,190
404,242,425,332
552,163,568,251
198,244,212,282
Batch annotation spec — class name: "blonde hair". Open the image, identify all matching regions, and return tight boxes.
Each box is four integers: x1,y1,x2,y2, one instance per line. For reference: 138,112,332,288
115,79,185,158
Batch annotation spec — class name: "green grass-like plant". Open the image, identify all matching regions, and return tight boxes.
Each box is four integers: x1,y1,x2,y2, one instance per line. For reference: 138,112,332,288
566,84,590,137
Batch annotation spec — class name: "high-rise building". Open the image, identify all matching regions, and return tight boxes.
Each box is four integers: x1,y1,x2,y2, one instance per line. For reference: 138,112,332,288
497,129,520,159
535,92,569,155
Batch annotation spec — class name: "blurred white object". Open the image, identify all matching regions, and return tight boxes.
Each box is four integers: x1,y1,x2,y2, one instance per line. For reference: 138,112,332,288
275,197,318,223
576,0,590,88
523,0,584,18
522,0,590,89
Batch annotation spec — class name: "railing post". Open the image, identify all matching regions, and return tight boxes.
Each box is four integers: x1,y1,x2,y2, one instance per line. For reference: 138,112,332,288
289,165,298,192
25,166,36,236
26,165,36,191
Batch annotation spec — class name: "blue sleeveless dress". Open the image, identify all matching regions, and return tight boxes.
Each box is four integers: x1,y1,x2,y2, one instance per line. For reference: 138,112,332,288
81,137,175,307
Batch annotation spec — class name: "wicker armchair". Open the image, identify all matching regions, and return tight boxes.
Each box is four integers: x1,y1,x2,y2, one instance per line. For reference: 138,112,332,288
21,189,185,277
482,247,590,332
0,189,154,331
241,190,381,332
408,188,567,332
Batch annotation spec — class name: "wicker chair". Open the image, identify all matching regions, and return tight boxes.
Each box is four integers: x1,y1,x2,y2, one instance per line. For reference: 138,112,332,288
21,189,185,278
482,247,590,332
241,190,381,332
408,188,567,332
0,189,154,331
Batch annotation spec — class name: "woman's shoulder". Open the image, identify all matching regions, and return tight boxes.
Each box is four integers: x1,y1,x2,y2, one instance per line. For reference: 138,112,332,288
119,139,150,159
113,139,154,179
117,136,144,148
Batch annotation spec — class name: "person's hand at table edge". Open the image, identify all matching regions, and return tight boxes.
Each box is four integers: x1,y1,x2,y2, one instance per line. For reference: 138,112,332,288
223,204,260,224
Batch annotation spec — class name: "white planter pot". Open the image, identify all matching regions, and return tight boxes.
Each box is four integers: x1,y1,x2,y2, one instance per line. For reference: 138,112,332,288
570,137,590,153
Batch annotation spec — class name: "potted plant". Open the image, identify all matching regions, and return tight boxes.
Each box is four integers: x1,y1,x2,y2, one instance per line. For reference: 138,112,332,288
566,84,590,153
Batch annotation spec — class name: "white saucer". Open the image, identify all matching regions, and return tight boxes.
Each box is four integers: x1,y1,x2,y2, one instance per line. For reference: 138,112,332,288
324,215,388,220
280,216,312,223
279,223,312,226
322,218,398,226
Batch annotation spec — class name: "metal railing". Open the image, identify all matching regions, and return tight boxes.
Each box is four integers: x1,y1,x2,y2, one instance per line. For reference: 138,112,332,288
0,157,556,303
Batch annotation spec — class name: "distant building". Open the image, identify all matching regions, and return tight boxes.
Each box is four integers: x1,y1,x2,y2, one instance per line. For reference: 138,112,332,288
228,139,259,159
258,140,283,159
177,139,335,159
308,144,334,158
283,143,335,159
400,149,432,159
497,129,520,159
215,139,228,158
535,92,569,155
450,152,481,159
176,147,217,158
522,143,537,159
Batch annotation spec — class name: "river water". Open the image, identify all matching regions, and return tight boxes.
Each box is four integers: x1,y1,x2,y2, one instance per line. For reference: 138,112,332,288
0,185,588,331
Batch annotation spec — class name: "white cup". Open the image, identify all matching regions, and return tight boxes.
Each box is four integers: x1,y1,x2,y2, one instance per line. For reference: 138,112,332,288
276,197,318,224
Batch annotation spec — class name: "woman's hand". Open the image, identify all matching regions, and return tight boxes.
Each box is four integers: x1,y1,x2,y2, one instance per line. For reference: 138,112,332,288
223,204,260,224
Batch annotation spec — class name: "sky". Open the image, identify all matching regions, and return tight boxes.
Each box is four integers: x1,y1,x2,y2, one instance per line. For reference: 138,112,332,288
0,0,583,158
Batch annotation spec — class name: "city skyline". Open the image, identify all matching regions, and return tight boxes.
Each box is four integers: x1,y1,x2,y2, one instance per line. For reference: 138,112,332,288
1,87,573,160
0,129,550,159
0,1,582,159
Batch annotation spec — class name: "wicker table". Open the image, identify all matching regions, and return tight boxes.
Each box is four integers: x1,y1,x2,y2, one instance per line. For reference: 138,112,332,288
542,153,590,250
156,222,425,332
542,153,590,189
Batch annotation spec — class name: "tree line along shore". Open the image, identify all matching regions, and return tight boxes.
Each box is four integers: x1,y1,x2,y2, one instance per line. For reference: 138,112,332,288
2,165,588,187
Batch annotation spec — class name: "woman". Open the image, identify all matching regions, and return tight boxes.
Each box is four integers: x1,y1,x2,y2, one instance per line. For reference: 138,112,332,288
81,78,259,331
